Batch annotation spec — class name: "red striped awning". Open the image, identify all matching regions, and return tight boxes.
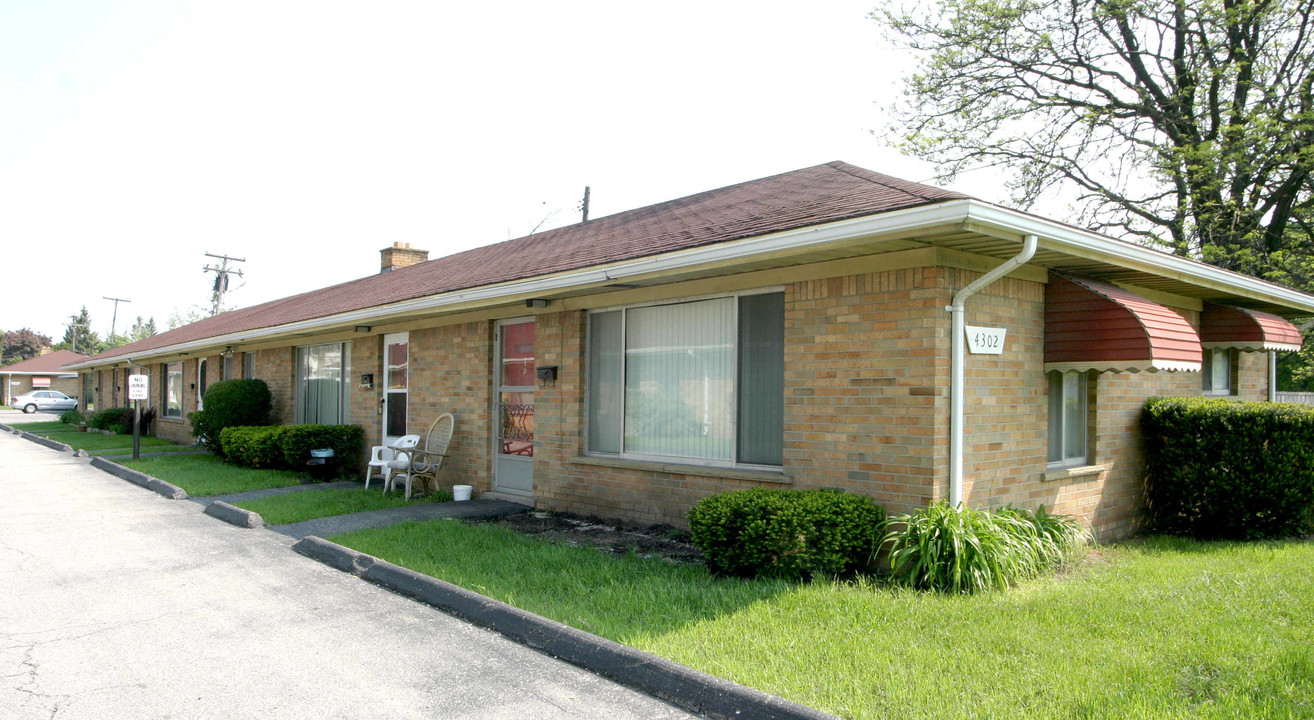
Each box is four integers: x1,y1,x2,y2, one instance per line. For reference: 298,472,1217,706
31,376,51,387
1046,274,1202,373
1200,304,1303,352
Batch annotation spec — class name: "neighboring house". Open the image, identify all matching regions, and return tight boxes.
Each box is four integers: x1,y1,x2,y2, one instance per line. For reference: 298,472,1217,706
4,350,87,408
65,162,1314,540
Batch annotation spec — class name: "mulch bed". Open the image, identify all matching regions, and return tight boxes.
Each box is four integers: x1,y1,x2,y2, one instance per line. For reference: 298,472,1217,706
473,510,705,564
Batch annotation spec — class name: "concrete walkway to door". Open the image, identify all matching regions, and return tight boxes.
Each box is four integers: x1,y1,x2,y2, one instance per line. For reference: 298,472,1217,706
0,431,695,720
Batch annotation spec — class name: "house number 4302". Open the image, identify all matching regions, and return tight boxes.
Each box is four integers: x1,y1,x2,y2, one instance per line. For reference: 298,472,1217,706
965,326,1007,355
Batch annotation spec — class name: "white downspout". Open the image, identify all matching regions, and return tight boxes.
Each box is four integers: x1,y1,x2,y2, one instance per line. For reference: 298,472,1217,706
948,234,1038,508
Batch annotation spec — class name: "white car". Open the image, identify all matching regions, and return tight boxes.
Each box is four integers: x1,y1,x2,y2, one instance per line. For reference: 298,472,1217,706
10,390,79,414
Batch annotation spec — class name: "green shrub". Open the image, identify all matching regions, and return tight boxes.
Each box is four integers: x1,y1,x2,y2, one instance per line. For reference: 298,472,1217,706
59,409,84,425
189,379,273,456
220,426,286,468
1142,396,1314,539
687,488,886,580
278,424,364,476
220,424,364,478
885,502,1036,594
89,407,131,433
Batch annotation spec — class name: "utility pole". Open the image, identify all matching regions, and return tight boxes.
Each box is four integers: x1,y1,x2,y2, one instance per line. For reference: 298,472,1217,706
203,252,246,315
580,186,591,222
65,322,88,355
102,296,131,339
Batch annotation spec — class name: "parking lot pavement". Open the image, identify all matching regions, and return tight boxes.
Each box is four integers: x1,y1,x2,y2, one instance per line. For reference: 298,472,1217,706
0,432,696,720
0,407,63,424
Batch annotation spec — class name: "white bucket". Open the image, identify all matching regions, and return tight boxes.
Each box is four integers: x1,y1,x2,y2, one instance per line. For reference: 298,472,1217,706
452,485,473,502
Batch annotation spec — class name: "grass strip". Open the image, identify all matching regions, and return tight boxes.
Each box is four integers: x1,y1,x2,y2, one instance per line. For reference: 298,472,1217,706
8,421,67,432
32,430,181,453
119,454,305,496
236,486,454,525
331,522,1314,720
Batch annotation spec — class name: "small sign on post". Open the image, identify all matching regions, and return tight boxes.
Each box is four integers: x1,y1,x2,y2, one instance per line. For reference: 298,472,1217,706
965,325,1007,355
128,375,148,459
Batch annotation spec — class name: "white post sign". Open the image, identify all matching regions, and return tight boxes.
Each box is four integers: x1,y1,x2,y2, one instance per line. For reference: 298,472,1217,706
965,325,1007,355
128,374,149,401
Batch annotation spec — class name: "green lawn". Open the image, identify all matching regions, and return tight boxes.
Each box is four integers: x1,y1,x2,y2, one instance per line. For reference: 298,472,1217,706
120,454,306,496
236,486,454,525
7,421,66,432
330,523,1314,720
33,430,184,453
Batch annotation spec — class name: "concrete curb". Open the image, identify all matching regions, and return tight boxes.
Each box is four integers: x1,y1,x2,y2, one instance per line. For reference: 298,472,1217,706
89,456,188,500
292,536,838,720
20,431,73,453
204,501,264,529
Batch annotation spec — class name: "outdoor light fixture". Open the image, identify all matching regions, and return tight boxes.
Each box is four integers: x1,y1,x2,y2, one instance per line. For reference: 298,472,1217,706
525,299,549,309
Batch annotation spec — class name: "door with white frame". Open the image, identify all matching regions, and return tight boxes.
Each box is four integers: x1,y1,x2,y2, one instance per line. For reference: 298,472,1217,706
493,319,535,497
382,332,409,447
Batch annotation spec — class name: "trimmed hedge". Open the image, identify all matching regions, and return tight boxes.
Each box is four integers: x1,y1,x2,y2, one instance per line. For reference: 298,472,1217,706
188,379,273,456
687,488,886,580
220,424,364,477
1143,396,1314,539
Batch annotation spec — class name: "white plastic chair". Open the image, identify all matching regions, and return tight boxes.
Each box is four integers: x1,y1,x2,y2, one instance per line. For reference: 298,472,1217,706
378,434,421,494
364,445,397,489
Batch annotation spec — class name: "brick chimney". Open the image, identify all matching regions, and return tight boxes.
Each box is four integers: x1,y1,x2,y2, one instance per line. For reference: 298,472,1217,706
379,242,429,273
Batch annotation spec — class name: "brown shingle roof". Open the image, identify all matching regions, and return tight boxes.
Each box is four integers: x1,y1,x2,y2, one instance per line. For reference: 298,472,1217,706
80,161,969,363
2,349,87,373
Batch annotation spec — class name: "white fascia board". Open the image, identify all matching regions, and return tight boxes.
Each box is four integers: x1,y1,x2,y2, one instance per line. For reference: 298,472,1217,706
68,198,1314,368
962,204,1314,315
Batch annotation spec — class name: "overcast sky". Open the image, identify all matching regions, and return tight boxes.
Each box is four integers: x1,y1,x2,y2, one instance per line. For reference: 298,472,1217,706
1,0,1018,342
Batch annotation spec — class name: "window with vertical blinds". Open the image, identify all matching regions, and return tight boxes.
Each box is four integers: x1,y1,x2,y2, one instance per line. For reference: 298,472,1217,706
296,342,351,425
587,291,784,467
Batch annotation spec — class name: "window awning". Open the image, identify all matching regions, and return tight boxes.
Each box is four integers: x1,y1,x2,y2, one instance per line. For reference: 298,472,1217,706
1200,304,1303,352
31,376,51,387
1046,274,1202,373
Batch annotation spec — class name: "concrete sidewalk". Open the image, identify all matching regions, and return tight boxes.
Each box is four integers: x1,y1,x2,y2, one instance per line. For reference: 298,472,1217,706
0,431,694,720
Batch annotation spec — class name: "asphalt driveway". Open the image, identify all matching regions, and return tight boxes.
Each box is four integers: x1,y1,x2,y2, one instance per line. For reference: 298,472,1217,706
0,431,695,720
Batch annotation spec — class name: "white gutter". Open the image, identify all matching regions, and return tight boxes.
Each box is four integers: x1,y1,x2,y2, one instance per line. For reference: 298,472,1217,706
948,233,1038,508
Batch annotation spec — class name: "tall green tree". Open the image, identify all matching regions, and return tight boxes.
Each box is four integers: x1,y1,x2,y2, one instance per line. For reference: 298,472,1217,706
876,0,1314,277
127,316,158,342
55,306,105,356
2,329,52,366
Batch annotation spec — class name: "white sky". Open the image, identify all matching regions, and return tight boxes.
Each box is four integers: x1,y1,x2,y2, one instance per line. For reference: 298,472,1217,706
1,0,1019,341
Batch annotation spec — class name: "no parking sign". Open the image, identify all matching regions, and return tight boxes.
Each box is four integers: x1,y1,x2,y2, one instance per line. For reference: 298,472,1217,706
128,375,148,401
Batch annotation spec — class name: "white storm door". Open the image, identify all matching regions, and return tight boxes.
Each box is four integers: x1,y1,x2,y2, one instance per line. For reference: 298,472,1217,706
382,332,409,447
493,319,534,497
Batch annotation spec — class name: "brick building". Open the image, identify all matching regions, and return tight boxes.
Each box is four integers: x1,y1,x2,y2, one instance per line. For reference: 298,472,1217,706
4,349,86,408
66,163,1314,540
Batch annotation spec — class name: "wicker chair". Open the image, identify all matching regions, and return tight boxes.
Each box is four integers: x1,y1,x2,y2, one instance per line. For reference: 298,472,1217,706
385,413,455,499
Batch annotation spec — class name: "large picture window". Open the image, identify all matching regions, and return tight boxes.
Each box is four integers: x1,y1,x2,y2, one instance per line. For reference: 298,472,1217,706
587,291,784,467
164,362,183,418
296,342,350,425
1047,370,1088,467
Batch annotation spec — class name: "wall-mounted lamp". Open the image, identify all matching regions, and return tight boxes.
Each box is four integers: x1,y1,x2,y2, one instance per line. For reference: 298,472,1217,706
525,299,549,309
223,346,234,358
354,325,372,333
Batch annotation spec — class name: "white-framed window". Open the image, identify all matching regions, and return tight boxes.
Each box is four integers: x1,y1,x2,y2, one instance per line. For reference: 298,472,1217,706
296,342,351,425
1202,348,1234,395
197,358,208,410
1047,370,1088,467
244,351,256,379
587,290,785,468
164,362,183,418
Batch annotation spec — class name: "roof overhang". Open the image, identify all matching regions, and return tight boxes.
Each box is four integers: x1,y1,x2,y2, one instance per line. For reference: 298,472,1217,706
1200,304,1303,352
64,199,1314,370
1046,274,1202,373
